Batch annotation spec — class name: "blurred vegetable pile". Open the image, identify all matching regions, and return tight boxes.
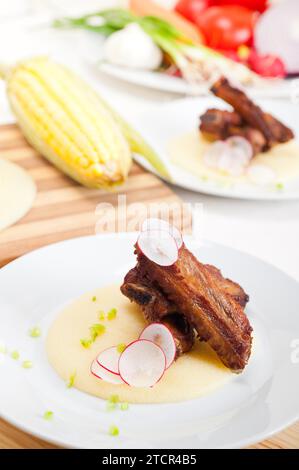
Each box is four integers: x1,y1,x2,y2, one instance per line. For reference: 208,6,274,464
54,0,299,80
54,3,258,88
175,0,299,78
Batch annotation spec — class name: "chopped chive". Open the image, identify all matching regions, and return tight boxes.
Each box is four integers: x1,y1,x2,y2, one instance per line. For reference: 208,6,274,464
0,343,7,354
98,311,105,321
276,182,284,190
22,360,33,369
80,338,92,349
120,402,129,411
107,308,117,321
92,296,97,302
43,411,54,420
117,343,126,354
89,323,105,341
108,425,119,437
67,371,76,388
108,394,119,404
29,326,41,338
11,350,20,360
106,402,117,412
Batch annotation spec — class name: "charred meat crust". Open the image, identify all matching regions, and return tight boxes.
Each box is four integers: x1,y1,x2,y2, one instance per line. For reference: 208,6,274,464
121,246,251,371
134,244,252,372
200,77,294,153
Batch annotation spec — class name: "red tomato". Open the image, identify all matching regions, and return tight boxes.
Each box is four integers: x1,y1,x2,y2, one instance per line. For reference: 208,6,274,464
175,0,214,23
196,6,257,50
213,1,268,13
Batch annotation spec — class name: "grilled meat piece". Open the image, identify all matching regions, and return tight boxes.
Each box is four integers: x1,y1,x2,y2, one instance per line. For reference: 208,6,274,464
121,249,251,370
210,77,294,148
121,266,195,355
199,108,243,139
200,109,267,155
204,264,249,308
134,244,252,372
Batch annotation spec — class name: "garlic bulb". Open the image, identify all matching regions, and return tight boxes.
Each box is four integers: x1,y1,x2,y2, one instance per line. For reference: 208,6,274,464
103,23,163,70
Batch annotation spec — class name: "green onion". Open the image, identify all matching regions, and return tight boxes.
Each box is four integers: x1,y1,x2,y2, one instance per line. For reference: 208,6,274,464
90,323,106,341
22,360,33,369
80,338,92,349
108,394,119,404
98,311,105,321
106,402,117,412
120,402,129,411
67,371,76,388
29,327,41,338
92,296,97,302
11,350,20,360
116,343,126,354
107,308,117,321
53,8,255,94
108,425,119,437
43,411,54,420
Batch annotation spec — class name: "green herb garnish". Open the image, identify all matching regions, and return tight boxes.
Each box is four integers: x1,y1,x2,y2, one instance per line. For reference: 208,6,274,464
43,411,54,420
108,394,119,404
11,350,20,360
92,296,97,302
116,343,126,354
80,338,92,349
120,402,129,411
106,401,117,412
108,425,119,437
0,343,7,354
107,308,117,321
22,360,33,369
67,371,76,388
90,323,106,341
276,182,284,190
98,311,105,321
29,326,41,338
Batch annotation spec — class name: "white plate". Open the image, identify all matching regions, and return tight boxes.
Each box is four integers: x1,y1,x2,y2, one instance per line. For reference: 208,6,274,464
131,97,299,201
98,62,298,99
79,29,298,99
0,233,299,449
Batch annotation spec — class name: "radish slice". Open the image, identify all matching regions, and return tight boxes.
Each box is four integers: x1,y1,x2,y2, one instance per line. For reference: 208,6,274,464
226,136,253,162
90,359,124,385
118,339,166,387
141,218,183,249
96,346,120,375
137,229,178,266
139,323,176,369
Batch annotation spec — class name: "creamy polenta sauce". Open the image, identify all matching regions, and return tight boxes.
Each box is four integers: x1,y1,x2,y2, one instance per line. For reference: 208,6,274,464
167,130,299,186
46,284,232,404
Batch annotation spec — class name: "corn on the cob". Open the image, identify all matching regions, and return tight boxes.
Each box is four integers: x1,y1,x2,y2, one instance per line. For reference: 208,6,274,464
51,61,171,180
3,57,132,188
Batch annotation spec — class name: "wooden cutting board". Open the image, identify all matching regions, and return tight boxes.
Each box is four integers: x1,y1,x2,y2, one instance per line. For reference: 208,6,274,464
0,124,188,266
0,124,298,449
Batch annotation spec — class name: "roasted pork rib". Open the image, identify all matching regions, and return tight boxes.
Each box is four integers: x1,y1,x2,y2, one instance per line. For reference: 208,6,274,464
121,245,252,371
199,77,294,153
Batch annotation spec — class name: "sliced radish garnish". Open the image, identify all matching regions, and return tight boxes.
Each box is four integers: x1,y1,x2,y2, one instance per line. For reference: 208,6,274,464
141,218,183,249
139,323,176,369
96,346,120,375
226,136,253,162
118,339,166,387
137,229,178,266
90,359,124,385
